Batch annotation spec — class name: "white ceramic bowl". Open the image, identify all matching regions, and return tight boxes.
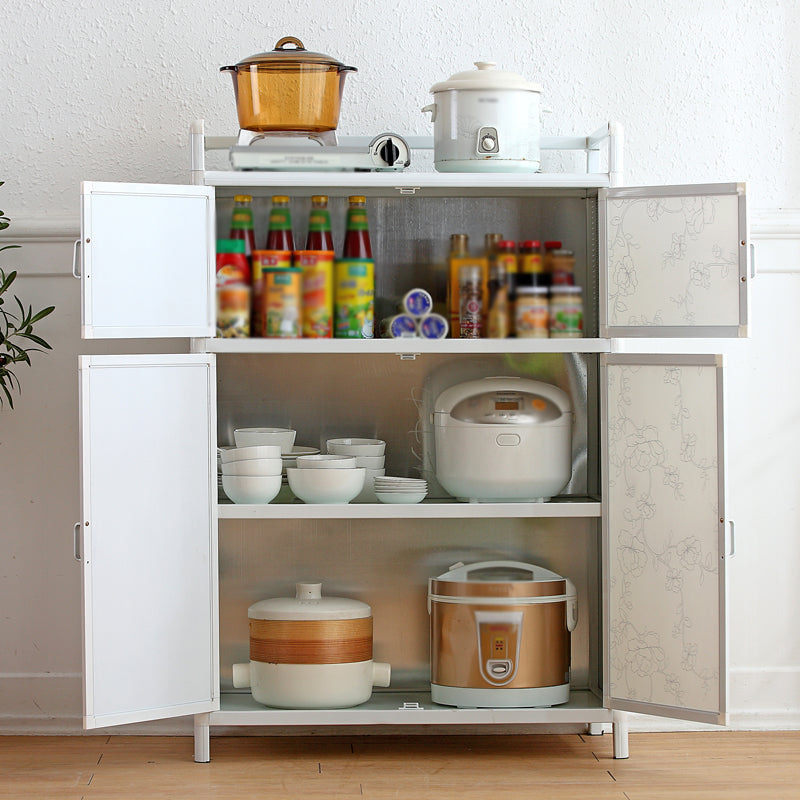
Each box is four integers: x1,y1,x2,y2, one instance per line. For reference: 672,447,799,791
222,474,282,504
234,427,297,451
220,445,282,463
375,490,427,504
354,455,386,469
221,458,283,476
287,467,365,504
326,438,386,456
296,454,357,469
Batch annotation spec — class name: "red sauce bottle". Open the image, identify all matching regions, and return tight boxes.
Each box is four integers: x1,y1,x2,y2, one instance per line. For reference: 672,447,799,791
341,196,372,259
265,195,295,252
305,195,335,252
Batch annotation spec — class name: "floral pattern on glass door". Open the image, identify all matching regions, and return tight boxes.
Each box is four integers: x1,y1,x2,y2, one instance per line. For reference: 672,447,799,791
606,193,740,328
607,361,721,714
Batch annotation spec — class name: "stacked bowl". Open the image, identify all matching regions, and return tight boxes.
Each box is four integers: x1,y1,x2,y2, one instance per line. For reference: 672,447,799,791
287,454,365,504
326,438,386,503
220,445,283,504
374,476,428,504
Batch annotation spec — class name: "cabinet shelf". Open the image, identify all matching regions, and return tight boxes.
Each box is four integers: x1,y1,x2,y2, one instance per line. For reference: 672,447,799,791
217,496,602,520
200,337,611,355
209,689,610,727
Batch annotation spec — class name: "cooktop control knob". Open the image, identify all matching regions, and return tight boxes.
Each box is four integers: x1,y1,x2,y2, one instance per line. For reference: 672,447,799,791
370,133,411,169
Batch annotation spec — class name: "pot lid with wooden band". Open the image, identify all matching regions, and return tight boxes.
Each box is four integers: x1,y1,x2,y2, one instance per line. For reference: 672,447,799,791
247,582,371,621
430,61,542,93
221,37,357,73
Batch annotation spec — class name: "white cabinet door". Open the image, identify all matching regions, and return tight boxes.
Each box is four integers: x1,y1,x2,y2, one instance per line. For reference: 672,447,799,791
602,354,727,724
600,183,749,337
78,354,219,728
80,182,215,339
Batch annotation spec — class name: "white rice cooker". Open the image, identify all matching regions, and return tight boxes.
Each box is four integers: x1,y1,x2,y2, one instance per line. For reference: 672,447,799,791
422,61,544,173
433,377,573,502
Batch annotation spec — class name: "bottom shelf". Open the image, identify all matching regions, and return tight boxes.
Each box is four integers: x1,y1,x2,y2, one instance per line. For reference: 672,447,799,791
208,690,610,727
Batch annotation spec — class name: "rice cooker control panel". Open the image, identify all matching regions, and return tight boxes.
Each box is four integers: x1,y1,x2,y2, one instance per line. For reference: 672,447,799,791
450,390,561,425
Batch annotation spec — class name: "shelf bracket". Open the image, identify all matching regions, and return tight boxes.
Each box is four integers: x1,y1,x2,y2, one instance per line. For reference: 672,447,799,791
397,352,421,360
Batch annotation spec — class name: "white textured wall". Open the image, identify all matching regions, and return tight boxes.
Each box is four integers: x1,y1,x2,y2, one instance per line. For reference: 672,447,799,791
1,0,800,733
2,0,799,220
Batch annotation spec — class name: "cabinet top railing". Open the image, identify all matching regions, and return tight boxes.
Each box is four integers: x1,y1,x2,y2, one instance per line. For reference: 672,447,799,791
189,119,624,190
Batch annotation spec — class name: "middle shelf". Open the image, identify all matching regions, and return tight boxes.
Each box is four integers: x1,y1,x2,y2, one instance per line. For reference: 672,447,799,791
217,496,602,519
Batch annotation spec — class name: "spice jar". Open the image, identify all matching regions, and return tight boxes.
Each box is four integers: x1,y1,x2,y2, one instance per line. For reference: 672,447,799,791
458,264,483,338
550,249,576,286
518,240,544,278
515,285,549,338
549,286,583,338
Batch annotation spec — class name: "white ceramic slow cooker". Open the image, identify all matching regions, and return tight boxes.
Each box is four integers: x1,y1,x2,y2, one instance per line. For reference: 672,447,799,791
433,376,573,502
422,61,544,172
232,582,391,709
428,560,578,708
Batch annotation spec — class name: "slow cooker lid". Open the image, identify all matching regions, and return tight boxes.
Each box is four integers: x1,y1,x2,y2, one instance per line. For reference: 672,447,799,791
248,582,371,621
430,61,542,93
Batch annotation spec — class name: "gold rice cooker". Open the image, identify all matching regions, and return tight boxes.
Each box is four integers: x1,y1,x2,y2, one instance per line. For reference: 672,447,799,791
428,560,577,707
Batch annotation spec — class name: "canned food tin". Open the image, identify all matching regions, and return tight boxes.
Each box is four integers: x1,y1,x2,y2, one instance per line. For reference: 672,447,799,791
418,313,449,339
295,250,334,338
217,284,251,338
334,259,375,339
399,288,433,317
252,250,292,337
380,314,418,339
264,267,302,338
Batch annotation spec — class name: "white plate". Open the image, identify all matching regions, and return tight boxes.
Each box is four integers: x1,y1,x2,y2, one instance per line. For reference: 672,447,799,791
376,490,427,504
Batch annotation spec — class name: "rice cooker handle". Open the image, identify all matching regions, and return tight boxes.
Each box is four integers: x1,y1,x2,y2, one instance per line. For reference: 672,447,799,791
422,103,437,122
565,578,578,632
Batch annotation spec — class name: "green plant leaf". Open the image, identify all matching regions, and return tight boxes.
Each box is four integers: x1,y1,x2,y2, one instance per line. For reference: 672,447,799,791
15,332,52,349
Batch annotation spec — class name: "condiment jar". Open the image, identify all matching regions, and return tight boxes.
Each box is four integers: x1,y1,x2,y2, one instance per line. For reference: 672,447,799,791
458,264,483,338
515,285,549,338
549,286,583,338
550,249,576,286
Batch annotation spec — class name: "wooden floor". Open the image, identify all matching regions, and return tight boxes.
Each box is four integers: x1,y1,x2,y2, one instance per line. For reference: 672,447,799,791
1,731,799,799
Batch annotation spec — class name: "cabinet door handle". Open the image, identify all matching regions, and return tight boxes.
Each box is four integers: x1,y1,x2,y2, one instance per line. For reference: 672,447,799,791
750,243,756,279
72,239,81,279
727,519,736,558
73,522,82,562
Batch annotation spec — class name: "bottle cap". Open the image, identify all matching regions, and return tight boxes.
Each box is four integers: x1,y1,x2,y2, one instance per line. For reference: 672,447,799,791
234,194,252,203
544,240,562,249
498,240,516,251
311,195,329,204
348,195,366,204
272,195,290,203
519,240,541,250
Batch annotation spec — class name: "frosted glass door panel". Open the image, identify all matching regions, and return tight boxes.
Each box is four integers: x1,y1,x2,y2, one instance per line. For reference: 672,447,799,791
79,354,218,728
81,182,214,338
603,355,726,724
601,184,748,337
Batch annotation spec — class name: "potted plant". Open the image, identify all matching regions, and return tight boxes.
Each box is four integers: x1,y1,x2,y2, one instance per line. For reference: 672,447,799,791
0,182,55,408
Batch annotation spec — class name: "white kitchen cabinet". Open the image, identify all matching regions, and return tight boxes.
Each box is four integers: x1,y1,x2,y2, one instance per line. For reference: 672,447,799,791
76,122,747,762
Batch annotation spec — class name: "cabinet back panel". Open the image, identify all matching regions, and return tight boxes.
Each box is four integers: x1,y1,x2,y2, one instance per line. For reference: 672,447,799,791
217,517,599,693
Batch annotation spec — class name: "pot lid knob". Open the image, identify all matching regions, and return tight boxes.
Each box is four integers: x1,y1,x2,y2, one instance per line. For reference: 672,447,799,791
296,582,322,600
275,36,305,51
474,61,496,70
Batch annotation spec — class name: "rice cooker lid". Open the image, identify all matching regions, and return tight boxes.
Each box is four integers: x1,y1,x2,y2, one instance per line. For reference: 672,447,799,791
430,561,567,599
248,582,371,620
430,61,542,93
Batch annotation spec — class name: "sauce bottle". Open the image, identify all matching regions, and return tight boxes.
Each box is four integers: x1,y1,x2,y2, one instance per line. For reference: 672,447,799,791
265,195,295,252
306,195,335,252
459,264,483,338
518,240,545,282
341,196,372,259
487,261,510,339
229,195,256,266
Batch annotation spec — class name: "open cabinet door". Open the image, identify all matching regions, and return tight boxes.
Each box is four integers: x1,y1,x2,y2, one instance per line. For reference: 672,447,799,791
80,182,215,339
78,354,219,728
602,354,728,725
600,183,749,338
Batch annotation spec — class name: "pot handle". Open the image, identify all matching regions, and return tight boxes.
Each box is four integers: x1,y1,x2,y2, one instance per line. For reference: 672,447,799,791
275,36,305,51
232,662,251,688
421,103,437,123
371,662,391,688
565,578,578,632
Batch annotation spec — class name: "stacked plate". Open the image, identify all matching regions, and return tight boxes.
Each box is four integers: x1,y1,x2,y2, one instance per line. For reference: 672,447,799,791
374,476,428,505
326,438,386,503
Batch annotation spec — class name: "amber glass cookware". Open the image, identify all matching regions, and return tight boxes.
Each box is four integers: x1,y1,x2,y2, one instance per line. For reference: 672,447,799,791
221,37,357,133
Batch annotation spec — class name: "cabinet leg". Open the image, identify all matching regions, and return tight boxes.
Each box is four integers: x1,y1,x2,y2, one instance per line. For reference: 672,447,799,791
612,710,629,759
587,722,604,736
193,713,211,763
